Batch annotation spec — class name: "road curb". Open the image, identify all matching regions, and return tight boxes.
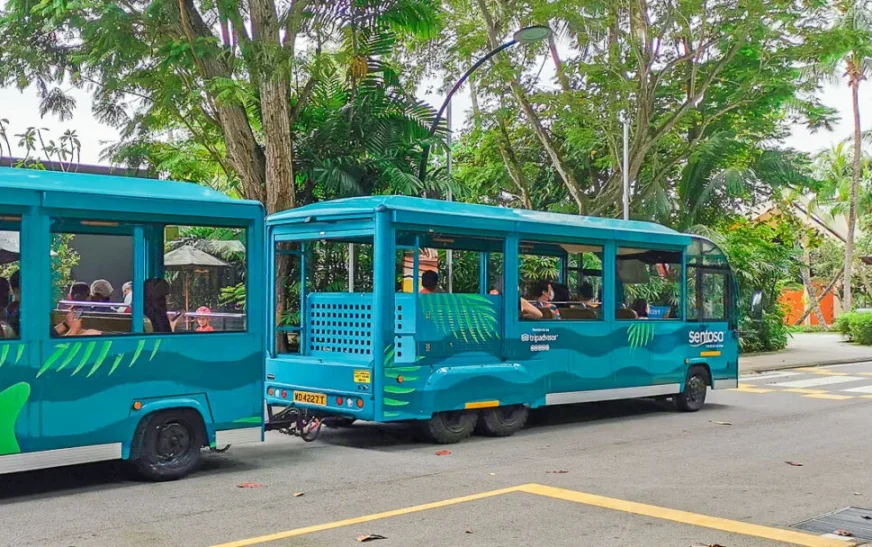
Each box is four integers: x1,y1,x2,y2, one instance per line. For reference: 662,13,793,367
740,356,872,375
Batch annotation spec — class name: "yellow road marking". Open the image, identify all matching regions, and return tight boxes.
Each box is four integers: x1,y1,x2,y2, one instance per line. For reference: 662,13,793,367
862,395,872,399
465,400,500,409
211,486,521,547
782,388,829,394
517,484,847,547
213,484,848,547
858,372,872,377
803,393,855,401
806,369,849,376
731,385,774,393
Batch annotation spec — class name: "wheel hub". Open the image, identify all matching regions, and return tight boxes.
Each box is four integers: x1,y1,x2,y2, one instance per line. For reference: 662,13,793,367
156,422,191,463
687,376,706,403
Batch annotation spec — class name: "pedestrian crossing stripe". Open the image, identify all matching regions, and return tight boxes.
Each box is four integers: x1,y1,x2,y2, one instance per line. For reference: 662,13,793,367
782,388,828,394
731,385,773,393
802,393,855,401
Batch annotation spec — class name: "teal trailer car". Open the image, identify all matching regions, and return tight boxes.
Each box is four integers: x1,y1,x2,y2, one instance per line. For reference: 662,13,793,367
0,167,265,480
265,197,740,443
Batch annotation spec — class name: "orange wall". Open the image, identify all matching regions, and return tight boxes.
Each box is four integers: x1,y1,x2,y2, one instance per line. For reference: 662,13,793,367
780,285,836,325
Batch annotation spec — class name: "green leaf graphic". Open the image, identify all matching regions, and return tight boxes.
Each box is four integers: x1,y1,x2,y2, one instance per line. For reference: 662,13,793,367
383,397,410,407
72,341,97,376
0,345,9,368
384,385,416,395
129,339,145,367
37,344,68,378
15,344,24,364
149,339,162,361
86,341,113,377
383,411,401,418
57,342,82,372
108,353,125,376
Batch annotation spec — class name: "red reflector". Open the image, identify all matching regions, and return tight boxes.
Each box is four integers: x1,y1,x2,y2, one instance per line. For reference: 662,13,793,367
397,376,404,383
268,388,275,396
281,390,287,399
336,396,344,406
356,398,364,408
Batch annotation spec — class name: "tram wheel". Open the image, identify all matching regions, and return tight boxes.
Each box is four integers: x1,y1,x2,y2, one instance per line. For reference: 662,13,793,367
133,409,205,481
475,405,529,437
419,411,477,444
674,366,709,413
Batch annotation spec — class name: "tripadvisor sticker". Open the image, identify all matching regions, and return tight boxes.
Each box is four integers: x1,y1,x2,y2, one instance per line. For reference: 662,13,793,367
353,369,371,384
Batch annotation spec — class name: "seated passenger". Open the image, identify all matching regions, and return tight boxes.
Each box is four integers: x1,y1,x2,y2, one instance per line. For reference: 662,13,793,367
551,283,570,306
7,270,20,336
632,298,650,319
491,276,542,319
61,309,102,337
53,282,91,336
420,270,441,294
529,280,560,319
144,278,181,333
195,306,215,332
0,277,12,338
577,282,596,308
89,279,114,309
115,281,132,313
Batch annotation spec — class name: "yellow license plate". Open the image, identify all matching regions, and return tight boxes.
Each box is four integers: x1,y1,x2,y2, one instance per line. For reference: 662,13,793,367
293,391,327,406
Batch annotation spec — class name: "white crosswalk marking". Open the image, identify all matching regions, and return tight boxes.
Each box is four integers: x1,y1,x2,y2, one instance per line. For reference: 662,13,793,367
841,384,872,394
740,371,802,382
770,376,866,389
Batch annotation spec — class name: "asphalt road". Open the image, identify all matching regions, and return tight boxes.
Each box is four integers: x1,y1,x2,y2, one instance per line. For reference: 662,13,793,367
4,362,872,547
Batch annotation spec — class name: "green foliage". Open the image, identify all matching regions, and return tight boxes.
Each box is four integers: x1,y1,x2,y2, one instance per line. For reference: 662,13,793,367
848,312,872,345
716,217,802,353
835,312,855,340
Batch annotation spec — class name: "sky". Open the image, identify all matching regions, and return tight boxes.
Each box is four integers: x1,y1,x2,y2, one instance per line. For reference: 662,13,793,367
2,69,871,166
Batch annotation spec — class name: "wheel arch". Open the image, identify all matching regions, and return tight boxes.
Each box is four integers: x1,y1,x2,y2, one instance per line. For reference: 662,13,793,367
125,396,213,460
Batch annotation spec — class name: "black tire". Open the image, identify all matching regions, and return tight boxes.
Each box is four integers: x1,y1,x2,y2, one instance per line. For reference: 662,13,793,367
419,411,477,444
133,409,205,481
674,366,709,412
475,405,529,437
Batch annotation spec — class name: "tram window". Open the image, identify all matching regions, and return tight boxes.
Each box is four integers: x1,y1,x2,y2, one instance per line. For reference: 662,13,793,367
396,233,502,295
616,247,682,320
519,241,603,321
160,225,247,334
307,239,374,293
49,224,134,337
275,241,302,354
690,269,728,321
0,223,22,339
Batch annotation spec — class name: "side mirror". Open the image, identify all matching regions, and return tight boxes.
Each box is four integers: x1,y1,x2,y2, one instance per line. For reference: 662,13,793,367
750,290,763,320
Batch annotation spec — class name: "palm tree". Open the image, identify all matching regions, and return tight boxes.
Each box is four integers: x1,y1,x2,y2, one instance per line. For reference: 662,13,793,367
808,1,872,311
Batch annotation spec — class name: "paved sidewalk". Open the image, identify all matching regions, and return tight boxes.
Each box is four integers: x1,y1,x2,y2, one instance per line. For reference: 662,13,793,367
740,332,872,373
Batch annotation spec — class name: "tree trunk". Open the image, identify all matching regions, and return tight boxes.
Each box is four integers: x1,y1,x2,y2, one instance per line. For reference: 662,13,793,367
799,245,827,328
795,268,843,326
475,0,586,214
845,59,862,312
250,0,296,214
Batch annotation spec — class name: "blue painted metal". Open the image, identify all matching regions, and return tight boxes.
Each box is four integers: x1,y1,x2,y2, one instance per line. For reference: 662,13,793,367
0,168,265,466
265,196,738,423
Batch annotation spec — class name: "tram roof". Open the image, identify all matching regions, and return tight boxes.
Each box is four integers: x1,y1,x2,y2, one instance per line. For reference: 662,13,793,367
0,166,259,207
269,195,686,242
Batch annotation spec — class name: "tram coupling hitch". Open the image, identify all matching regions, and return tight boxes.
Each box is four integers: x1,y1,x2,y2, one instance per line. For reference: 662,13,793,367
266,406,323,442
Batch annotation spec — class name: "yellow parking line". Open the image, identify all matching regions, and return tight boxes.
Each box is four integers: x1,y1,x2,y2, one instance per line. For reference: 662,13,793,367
731,385,774,393
863,395,872,399
782,388,829,394
211,486,521,547
213,484,848,547
518,484,846,547
803,393,855,401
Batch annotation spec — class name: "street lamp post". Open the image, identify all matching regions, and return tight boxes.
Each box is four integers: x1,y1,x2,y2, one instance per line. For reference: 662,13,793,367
417,25,552,184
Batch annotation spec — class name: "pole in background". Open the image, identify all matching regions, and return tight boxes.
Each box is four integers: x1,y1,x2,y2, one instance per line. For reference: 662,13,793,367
447,101,454,294
621,112,630,221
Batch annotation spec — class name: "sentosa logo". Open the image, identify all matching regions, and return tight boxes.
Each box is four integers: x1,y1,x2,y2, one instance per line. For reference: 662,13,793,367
688,330,724,347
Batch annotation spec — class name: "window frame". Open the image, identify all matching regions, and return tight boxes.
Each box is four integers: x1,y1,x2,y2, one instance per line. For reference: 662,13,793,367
614,245,685,322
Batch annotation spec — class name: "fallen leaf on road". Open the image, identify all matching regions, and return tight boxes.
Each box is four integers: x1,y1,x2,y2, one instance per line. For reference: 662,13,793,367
356,534,387,543
547,470,568,474
293,492,304,497
465,530,474,534
237,483,265,489
785,461,803,467
435,450,451,456
488,473,495,476
834,530,853,537
854,492,863,496
862,515,872,520
709,421,732,426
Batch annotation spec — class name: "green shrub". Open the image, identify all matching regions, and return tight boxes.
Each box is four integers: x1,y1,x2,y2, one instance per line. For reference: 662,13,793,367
850,313,872,345
835,313,855,340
